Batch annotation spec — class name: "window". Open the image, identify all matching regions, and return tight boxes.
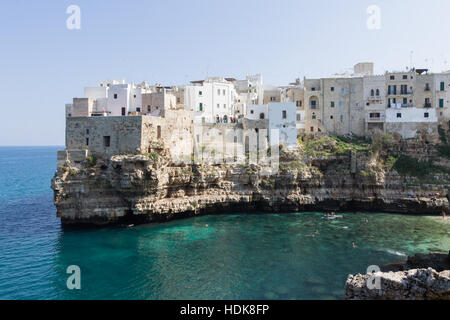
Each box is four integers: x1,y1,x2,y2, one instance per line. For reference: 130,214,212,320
147,106,151,112
296,101,302,107
310,127,314,132
114,94,118,99
441,82,445,91
86,129,89,135
136,107,141,112
121,107,126,116
296,114,301,121
311,100,317,108
199,103,203,111
312,113,316,120
390,75,395,80
403,98,407,105
223,89,225,95
331,101,335,108
133,94,136,98
282,110,287,119
440,99,444,108
311,87,316,91
425,83,430,91
376,89,380,96
250,109,254,114
217,104,220,108
400,85,408,94
371,89,374,96
341,88,345,95
340,115,344,123
260,113,265,120
330,115,333,119
403,75,407,79
157,126,161,139
199,91,203,96
217,89,220,95
103,136,111,147
177,97,180,103
370,113,380,118
330,87,334,92
270,97,276,101
396,113,402,118
86,138,89,146
224,104,226,109
424,112,429,118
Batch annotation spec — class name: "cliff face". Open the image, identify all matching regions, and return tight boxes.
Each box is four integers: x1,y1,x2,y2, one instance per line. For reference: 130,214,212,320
51,140,450,226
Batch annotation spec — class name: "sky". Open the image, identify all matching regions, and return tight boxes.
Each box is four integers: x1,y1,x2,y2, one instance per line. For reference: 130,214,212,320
0,0,450,146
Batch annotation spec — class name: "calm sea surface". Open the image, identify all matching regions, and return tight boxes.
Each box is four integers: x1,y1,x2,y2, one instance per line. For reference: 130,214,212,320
0,146,449,300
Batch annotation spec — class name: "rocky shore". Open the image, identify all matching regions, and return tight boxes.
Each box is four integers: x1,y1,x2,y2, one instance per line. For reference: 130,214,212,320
345,252,450,300
51,137,450,227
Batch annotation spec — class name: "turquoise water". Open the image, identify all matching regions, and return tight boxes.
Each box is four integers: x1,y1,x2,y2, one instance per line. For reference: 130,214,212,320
0,147,449,300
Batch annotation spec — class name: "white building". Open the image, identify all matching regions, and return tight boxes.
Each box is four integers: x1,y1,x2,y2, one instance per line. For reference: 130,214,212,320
184,77,238,124
245,102,297,149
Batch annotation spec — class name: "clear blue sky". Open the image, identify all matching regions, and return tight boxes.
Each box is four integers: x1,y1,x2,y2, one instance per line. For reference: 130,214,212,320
1,0,449,146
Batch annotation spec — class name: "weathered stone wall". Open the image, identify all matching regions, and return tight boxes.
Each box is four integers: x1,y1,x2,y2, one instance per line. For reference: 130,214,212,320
66,116,143,158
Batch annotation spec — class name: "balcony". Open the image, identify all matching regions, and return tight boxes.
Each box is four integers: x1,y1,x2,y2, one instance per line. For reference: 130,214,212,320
424,103,432,108
368,95,382,101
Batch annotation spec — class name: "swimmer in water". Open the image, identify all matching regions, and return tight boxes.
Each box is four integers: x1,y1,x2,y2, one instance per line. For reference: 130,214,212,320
352,242,356,248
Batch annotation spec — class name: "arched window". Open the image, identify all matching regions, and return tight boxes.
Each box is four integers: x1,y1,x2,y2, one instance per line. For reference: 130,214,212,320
371,89,374,96
259,113,265,120
376,89,380,96
312,113,316,120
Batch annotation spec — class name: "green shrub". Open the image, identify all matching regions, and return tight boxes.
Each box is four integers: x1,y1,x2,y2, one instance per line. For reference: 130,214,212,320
86,154,97,167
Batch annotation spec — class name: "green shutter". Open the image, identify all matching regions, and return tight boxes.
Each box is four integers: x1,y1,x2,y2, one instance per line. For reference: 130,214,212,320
199,103,203,111
440,82,445,91
439,99,444,108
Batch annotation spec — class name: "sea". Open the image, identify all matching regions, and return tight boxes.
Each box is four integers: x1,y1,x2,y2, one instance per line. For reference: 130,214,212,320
0,146,449,299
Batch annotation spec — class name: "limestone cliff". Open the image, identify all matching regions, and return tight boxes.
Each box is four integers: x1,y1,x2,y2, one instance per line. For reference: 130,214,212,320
51,137,450,226
345,252,450,300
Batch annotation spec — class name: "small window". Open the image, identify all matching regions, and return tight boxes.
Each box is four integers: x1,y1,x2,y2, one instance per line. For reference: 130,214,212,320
260,113,265,120
311,87,316,91
402,75,407,79
390,75,395,80
296,114,301,121
270,97,276,101
114,94,118,99
199,91,203,96
103,136,111,147
341,88,345,95
371,89,374,96
330,87,334,91
136,107,141,112
440,82,445,91
296,101,301,107
224,104,226,109
133,94,136,98
330,115,333,119
376,89,380,96
86,138,89,146
250,110,254,114
217,89,220,95
312,113,316,120
147,105,151,112
330,101,335,108
396,113,402,118
157,126,161,139
199,103,203,111
282,110,287,119
86,129,89,135
340,115,344,123
121,107,126,116
310,127,314,132
223,89,225,95
439,99,444,108
424,112,429,118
